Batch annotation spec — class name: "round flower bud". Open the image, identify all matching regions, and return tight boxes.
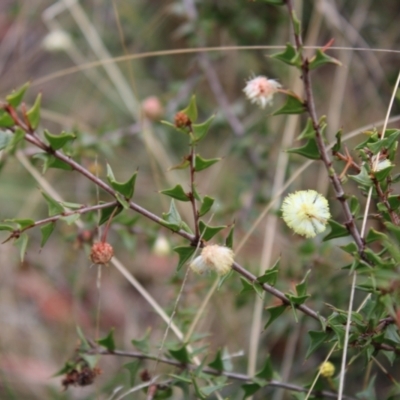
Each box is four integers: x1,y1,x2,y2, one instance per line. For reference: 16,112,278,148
189,244,234,276
90,242,114,265
243,76,281,109
42,30,72,52
281,190,331,238
174,112,191,129
142,96,164,120
153,235,171,256
319,361,335,378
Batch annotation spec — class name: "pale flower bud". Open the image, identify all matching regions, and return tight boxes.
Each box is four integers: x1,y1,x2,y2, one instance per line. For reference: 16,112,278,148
42,30,72,52
319,361,335,378
281,190,331,238
189,244,234,276
153,235,171,256
243,76,281,108
142,96,164,120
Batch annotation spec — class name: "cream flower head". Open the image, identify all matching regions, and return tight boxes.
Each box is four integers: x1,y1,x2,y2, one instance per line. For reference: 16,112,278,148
189,244,234,276
42,30,72,52
281,190,331,238
243,76,281,108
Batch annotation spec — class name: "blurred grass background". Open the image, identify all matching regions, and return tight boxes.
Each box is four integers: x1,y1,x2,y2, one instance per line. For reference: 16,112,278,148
1,0,400,399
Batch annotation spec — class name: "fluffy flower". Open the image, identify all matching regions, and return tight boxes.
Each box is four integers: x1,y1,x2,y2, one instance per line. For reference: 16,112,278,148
281,190,331,238
42,30,72,52
319,361,335,378
189,244,234,276
243,76,281,108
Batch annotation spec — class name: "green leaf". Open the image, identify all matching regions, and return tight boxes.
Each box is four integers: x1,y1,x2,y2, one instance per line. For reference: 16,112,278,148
123,360,140,386
106,164,137,199
298,118,316,140
373,164,393,182
306,331,330,359
199,221,226,241
270,43,301,67
349,166,372,188
199,195,214,217
99,204,123,226
331,324,346,348
161,200,192,233
161,184,189,202
44,130,76,150
388,195,400,211
0,223,15,231
242,383,261,398
0,130,12,150
225,224,235,249
60,214,80,225
287,138,320,160
6,82,30,108
9,219,34,229
41,191,64,216
309,49,342,70
0,110,14,128
97,328,115,352
296,270,310,297
256,356,273,380
323,219,350,241
365,228,388,244
26,93,42,129
6,127,25,153
14,233,28,262
173,246,196,271
33,153,73,173
40,222,55,248
208,349,224,371
168,158,190,171
273,92,305,115
257,258,280,286
131,329,151,353
349,195,360,216
76,326,90,350
181,95,198,123
168,345,191,364
291,9,301,35
264,304,287,329
240,277,263,298
356,375,376,400
194,154,220,172
192,115,215,143
191,376,206,400
332,129,343,153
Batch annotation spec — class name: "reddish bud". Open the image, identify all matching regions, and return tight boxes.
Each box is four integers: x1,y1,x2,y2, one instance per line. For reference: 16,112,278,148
174,112,191,128
90,242,114,265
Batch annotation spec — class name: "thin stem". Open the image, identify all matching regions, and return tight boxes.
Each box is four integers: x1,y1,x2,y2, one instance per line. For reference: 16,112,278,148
90,348,356,399
189,143,200,238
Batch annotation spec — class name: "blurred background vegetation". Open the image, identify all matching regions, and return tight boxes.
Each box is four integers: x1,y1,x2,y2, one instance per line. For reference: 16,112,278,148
1,0,400,399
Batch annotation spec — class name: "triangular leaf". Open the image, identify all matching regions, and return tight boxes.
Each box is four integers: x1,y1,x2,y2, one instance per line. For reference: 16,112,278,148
257,258,279,286
26,93,42,129
199,195,214,217
6,82,30,108
264,304,287,329
173,246,196,271
131,329,151,353
168,345,191,364
287,138,320,160
273,92,305,115
194,154,220,172
0,110,14,128
199,221,226,241
208,349,224,371
44,130,76,150
181,95,198,123
306,330,331,359
106,164,137,199
225,223,235,249
97,328,116,352
270,43,301,67
40,222,55,248
256,356,273,380
41,191,64,216
99,204,123,226
298,118,316,140
323,219,350,241
123,360,140,386
160,184,190,202
14,233,28,262
309,49,342,70
241,383,261,399
192,115,215,143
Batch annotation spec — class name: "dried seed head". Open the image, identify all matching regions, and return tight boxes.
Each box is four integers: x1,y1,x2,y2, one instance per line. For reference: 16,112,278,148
174,111,191,129
189,244,234,276
90,242,114,265
319,361,335,378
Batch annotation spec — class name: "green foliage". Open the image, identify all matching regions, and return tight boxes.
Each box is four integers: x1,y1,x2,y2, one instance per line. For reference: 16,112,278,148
161,184,190,202
198,221,226,240
97,328,116,352
106,164,137,200
26,93,42,129
270,43,301,67
273,92,306,115
44,130,76,150
287,138,320,160
308,49,342,70
173,246,196,270
194,154,220,171
6,82,30,108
